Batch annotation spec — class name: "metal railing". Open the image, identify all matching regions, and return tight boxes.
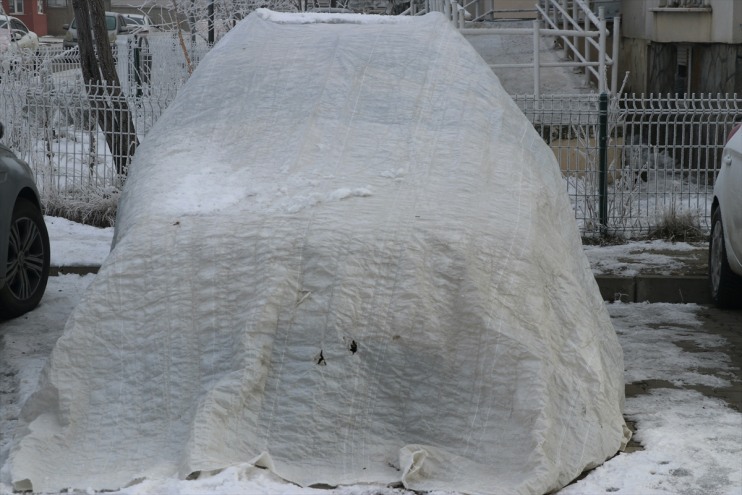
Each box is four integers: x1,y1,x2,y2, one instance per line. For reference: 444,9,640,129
0,33,208,197
422,0,619,98
537,0,621,95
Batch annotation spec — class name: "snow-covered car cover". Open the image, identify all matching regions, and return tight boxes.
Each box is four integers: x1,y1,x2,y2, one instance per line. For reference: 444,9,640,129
6,10,629,494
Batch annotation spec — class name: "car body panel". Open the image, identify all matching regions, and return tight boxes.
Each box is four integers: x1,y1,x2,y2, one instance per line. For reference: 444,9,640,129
715,127,742,275
122,13,157,31
63,12,129,49
0,15,39,53
0,142,42,289
123,17,158,35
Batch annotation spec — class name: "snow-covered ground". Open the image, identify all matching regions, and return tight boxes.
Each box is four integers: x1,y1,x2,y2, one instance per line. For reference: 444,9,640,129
0,219,740,495
584,239,707,277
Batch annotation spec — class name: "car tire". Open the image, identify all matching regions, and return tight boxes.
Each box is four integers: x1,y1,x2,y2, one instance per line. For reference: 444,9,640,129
0,198,50,319
708,207,742,309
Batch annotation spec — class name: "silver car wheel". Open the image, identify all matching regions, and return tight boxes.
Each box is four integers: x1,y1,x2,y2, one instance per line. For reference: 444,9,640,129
6,215,46,301
709,218,724,297
707,207,742,308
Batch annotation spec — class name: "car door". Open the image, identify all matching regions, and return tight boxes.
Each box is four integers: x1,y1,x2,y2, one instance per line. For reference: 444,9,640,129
722,130,742,270
9,18,35,50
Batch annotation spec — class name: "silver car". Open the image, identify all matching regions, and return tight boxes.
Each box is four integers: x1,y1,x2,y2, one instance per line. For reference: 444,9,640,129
709,123,742,308
0,123,50,319
62,11,130,49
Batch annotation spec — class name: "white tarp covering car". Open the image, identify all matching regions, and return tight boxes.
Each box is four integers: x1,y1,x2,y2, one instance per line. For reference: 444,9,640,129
5,10,629,494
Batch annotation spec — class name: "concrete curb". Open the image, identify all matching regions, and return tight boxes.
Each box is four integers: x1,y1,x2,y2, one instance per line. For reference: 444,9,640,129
51,267,712,305
596,275,711,304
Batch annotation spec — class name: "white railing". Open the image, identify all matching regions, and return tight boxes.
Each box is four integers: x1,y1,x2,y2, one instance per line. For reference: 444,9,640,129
537,0,620,94
423,0,620,98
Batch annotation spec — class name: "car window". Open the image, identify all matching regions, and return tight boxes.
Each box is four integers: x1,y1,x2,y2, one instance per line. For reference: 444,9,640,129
11,19,28,33
70,15,120,32
0,20,7,30
125,17,143,25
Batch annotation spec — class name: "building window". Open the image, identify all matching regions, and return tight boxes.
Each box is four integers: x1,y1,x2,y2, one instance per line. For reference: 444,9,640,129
675,45,692,96
8,0,24,14
659,0,706,6
37,0,44,14
48,0,66,6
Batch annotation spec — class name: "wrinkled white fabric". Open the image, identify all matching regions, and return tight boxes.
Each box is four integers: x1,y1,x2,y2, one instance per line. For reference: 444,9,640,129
6,10,628,494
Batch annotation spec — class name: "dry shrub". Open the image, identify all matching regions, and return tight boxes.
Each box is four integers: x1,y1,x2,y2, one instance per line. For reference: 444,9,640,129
582,231,627,246
647,206,704,242
42,187,119,228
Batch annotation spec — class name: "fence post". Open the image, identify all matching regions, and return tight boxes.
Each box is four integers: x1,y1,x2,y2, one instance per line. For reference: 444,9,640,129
133,39,142,98
599,93,608,231
208,0,215,44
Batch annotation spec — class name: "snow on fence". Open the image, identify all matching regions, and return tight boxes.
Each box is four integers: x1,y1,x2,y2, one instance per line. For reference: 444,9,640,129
0,33,208,204
514,93,741,237
1,40,738,236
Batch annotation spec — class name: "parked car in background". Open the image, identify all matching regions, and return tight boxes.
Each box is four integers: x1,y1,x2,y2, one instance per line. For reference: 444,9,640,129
122,13,158,32
0,15,39,53
709,123,742,308
62,11,130,49
0,123,50,319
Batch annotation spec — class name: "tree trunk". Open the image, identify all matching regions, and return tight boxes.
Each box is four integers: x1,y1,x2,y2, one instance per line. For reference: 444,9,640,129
72,0,138,178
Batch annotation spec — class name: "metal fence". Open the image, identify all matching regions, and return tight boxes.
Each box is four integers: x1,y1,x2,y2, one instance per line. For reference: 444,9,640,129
514,93,740,237
1,38,738,236
0,32,209,199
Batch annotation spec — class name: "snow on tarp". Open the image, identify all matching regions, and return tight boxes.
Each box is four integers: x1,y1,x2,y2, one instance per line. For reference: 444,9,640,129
6,10,629,494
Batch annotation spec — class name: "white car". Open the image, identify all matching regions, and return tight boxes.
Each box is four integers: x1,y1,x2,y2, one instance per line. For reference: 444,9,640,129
122,13,157,32
709,123,742,308
0,15,39,53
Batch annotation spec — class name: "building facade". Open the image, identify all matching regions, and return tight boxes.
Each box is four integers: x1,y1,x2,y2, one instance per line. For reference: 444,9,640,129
43,0,113,36
620,0,742,95
2,0,47,36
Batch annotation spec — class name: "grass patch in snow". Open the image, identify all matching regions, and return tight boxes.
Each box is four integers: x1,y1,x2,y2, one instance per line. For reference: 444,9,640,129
42,187,119,228
646,206,705,243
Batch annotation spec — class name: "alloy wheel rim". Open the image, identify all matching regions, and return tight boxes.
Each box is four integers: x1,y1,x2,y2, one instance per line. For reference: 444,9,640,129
5,216,45,301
